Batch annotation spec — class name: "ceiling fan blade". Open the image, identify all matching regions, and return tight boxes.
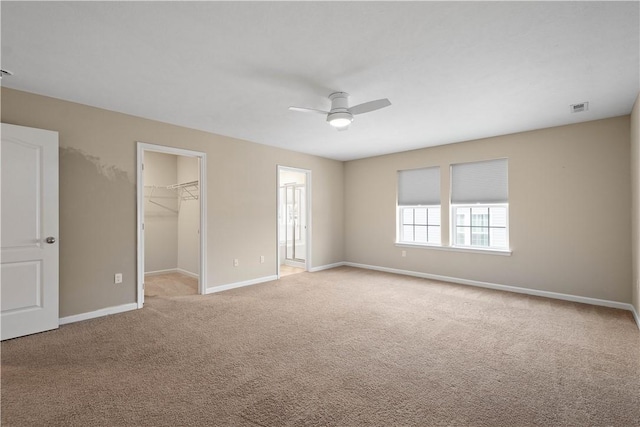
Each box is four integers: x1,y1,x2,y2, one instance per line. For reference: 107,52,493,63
289,106,328,115
349,98,391,115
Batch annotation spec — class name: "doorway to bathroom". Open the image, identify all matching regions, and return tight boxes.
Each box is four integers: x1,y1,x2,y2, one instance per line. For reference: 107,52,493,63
277,166,311,277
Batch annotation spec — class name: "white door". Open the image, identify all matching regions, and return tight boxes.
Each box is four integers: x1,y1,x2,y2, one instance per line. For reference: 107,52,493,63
1,123,59,340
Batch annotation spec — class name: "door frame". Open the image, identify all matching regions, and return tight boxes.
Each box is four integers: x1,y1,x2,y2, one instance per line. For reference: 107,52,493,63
136,142,207,308
276,165,311,277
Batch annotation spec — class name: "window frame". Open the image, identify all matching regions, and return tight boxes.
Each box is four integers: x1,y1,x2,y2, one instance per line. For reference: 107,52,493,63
450,203,509,251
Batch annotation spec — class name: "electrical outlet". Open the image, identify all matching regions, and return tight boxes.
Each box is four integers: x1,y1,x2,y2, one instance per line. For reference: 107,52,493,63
233,259,239,267
114,273,123,284
401,250,407,257
260,255,265,264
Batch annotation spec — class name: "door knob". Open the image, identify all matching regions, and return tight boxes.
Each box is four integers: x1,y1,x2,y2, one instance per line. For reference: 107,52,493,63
45,237,56,244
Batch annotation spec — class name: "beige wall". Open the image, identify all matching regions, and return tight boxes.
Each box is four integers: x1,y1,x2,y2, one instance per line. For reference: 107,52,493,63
1,88,344,317
345,117,632,303
144,151,179,273
631,93,640,313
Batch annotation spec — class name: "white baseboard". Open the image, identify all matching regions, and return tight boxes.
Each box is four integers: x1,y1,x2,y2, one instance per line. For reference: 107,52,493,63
145,268,198,279
344,262,637,313
59,302,138,325
309,262,346,273
144,268,177,276
284,260,306,269
206,275,278,295
176,268,198,279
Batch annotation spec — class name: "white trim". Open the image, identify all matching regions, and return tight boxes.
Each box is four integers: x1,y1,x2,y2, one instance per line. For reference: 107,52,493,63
144,267,198,279
144,268,178,276
59,303,138,325
177,268,199,279
144,268,198,278
284,259,306,269
395,243,512,256
344,262,636,312
137,144,144,309
205,275,277,294
137,142,208,309
309,262,346,272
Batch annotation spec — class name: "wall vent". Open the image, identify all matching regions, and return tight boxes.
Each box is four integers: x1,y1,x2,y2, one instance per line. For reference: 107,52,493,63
570,102,589,113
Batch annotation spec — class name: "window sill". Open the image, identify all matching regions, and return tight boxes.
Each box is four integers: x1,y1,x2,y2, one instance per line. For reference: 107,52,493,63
395,242,512,256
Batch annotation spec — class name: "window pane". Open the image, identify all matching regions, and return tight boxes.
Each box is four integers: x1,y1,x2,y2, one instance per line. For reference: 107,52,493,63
402,225,414,242
490,207,507,227
414,208,428,225
456,226,470,246
427,226,441,244
456,207,470,226
471,227,488,246
402,208,414,225
490,228,507,248
414,225,427,243
428,208,441,225
471,207,489,226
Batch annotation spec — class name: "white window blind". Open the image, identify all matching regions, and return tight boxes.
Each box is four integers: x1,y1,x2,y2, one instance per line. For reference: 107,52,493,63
451,159,508,204
397,166,440,206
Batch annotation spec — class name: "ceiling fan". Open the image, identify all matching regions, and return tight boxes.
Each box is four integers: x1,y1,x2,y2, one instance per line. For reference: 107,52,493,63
289,92,391,131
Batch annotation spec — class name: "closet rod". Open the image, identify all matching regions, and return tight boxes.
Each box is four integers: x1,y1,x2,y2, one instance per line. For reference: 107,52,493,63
166,180,198,190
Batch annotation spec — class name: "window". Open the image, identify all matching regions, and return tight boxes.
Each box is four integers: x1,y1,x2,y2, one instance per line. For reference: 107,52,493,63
400,206,441,244
397,167,441,245
451,159,508,250
453,205,507,248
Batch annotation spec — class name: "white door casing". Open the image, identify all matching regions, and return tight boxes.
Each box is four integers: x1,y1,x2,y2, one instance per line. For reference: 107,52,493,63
1,123,59,340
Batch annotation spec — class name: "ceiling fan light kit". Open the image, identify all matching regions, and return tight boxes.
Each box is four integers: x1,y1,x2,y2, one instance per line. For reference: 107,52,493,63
290,91,391,131
327,112,353,128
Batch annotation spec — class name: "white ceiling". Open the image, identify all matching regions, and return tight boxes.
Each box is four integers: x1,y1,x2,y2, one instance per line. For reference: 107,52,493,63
2,1,638,161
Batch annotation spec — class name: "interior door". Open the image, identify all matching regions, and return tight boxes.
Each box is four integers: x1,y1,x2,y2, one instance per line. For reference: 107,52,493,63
1,123,59,340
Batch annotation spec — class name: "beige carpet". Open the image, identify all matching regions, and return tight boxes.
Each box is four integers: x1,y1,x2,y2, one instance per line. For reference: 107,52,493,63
2,266,639,426
279,265,305,277
144,272,198,297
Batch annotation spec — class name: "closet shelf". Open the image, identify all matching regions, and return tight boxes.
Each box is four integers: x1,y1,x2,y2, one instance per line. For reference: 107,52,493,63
144,180,199,214
166,180,199,201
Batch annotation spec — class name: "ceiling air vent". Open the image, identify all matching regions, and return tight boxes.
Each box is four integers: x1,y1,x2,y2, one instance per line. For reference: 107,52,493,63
570,102,589,113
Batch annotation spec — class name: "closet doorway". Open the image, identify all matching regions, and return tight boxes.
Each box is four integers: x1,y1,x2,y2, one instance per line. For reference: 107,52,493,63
277,166,311,277
136,143,207,308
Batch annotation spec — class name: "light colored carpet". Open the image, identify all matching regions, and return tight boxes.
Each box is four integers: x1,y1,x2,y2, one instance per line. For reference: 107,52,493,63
144,272,198,297
279,265,305,277
2,266,639,426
